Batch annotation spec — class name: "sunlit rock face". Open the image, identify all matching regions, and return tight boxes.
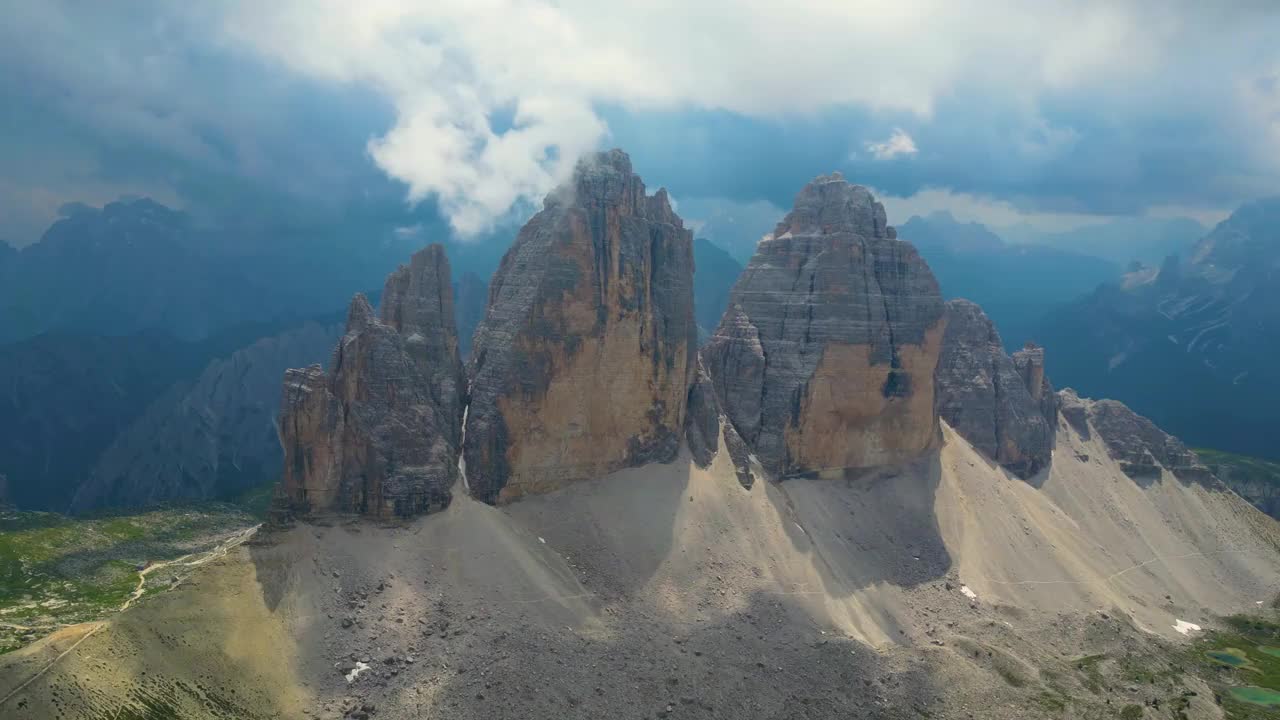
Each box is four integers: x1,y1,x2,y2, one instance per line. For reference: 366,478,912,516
464,149,697,503
703,173,946,479
935,299,1056,479
276,245,463,520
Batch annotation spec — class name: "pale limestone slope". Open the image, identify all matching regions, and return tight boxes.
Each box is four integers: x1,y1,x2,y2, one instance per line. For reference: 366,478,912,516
3,416,1278,719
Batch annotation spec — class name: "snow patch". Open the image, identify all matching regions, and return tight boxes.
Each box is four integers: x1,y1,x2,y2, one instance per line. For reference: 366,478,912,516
1173,619,1201,635
345,661,371,683
960,585,978,601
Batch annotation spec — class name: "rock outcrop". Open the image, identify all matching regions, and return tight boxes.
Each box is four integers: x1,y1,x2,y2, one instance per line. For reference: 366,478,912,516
1056,389,1215,484
702,173,945,479
683,354,755,487
463,150,697,503
275,245,464,519
935,300,1055,478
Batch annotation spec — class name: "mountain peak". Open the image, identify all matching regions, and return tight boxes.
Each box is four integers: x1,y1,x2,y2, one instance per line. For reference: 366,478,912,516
771,173,893,240
543,148,680,226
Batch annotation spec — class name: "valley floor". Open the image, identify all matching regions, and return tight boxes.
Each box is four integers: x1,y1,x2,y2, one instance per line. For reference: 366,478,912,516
2,418,1279,719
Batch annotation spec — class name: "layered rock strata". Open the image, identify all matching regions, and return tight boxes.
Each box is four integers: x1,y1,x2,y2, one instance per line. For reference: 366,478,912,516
275,245,463,519
935,300,1056,478
1057,389,1215,483
702,173,945,479
464,150,697,503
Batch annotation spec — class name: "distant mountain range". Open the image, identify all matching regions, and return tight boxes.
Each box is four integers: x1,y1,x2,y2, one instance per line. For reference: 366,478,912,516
997,216,1206,267
692,238,742,341
1035,197,1280,459
0,191,1267,513
896,212,1119,349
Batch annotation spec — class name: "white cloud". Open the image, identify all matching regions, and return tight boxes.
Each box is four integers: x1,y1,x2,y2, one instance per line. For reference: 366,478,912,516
874,187,1105,232
216,1,1277,237
865,129,919,160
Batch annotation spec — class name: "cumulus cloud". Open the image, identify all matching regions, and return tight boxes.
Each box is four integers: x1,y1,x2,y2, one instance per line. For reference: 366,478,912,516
220,0,1248,236
866,129,919,160
4,1,1280,242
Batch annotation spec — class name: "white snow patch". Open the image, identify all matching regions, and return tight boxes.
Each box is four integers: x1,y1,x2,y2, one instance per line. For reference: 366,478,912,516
1173,619,1202,635
960,585,978,600
345,661,371,683
458,404,471,495
538,537,546,544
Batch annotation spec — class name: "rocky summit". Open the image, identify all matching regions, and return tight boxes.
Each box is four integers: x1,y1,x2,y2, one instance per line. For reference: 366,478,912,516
1057,388,1215,484
275,245,464,519
378,244,467,444
935,299,1056,479
463,149,697,503
702,173,945,479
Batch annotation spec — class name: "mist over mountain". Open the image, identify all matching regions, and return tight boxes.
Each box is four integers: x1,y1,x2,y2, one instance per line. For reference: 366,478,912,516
998,216,1207,267
692,238,743,341
898,212,1119,349
1036,197,1280,459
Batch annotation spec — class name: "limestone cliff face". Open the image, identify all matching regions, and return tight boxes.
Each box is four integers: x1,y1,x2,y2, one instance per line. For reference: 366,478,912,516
702,173,946,479
1057,389,1215,484
276,245,463,519
379,244,466,444
935,300,1056,479
464,150,697,503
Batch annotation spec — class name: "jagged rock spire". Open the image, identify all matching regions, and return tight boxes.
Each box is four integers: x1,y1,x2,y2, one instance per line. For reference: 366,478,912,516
275,245,464,520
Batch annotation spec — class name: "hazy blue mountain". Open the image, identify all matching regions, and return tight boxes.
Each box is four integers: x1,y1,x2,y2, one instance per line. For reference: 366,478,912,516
693,238,743,340
0,331,222,510
454,271,489,359
998,216,1206,268
898,212,1119,349
70,321,342,513
678,197,783,264
0,198,474,345
0,312,346,511
1036,197,1280,459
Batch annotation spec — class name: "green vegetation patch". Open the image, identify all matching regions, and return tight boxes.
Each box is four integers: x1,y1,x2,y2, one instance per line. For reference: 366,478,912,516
1227,686,1280,708
1196,449,1280,485
0,503,256,653
1181,614,1280,719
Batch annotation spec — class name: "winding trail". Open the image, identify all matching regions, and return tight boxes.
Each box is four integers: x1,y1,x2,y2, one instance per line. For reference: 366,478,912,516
120,524,260,612
0,524,260,710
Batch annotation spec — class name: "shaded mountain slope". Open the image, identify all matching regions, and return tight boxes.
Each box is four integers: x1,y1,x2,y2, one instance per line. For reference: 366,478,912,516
899,212,1118,349
1036,197,1280,459
4,408,1276,719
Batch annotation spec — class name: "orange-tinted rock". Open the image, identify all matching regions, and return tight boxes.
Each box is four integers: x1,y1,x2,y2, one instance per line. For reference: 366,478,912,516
464,150,696,503
702,173,945,479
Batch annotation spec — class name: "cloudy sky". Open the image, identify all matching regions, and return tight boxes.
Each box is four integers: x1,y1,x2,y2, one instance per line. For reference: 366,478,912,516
2,1,1278,247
